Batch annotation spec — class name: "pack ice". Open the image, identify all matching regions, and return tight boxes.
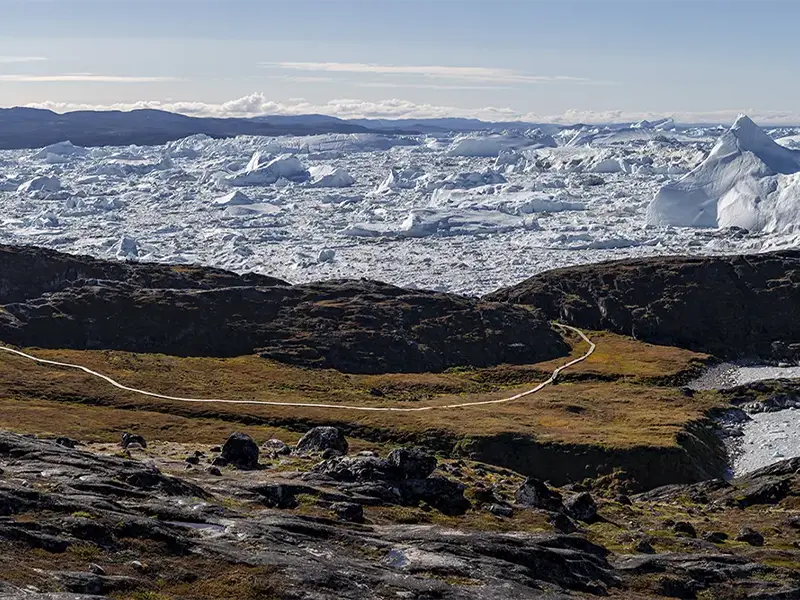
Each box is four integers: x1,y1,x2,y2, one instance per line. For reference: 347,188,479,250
647,115,800,232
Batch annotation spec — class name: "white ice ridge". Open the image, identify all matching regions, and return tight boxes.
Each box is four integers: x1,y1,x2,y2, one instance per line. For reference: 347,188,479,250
647,115,800,232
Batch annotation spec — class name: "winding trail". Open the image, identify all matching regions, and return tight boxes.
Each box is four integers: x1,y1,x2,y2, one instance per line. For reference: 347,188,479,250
0,323,595,413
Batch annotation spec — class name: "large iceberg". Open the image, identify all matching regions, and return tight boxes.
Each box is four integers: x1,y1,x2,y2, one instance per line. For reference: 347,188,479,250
229,152,310,186
647,115,800,232
446,130,557,157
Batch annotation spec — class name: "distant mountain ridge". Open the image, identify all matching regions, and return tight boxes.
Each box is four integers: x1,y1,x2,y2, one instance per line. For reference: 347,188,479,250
0,107,373,150
2,106,799,150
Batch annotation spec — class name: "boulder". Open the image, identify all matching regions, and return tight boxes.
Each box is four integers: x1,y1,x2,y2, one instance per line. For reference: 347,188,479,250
220,432,259,470
673,522,697,538
296,427,348,456
515,478,564,512
488,503,514,518
120,432,147,449
400,477,470,516
311,455,395,482
549,512,579,534
331,502,364,523
703,532,728,544
564,493,598,522
735,527,764,546
263,439,291,456
387,448,437,480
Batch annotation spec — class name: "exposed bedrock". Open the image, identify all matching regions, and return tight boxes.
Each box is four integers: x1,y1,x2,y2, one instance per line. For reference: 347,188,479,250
488,250,800,359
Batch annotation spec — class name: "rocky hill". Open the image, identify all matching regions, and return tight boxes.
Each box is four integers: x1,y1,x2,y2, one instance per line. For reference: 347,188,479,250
0,429,797,599
0,244,568,373
488,250,800,359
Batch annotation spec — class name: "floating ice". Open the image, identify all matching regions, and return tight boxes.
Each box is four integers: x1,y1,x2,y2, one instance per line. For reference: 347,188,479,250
17,176,61,194
374,167,424,194
446,131,556,157
317,248,336,263
307,165,355,188
33,141,87,160
398,209,539,237
113,235,139,258
230,153,310,186
430,188,585,215
214,190,253,206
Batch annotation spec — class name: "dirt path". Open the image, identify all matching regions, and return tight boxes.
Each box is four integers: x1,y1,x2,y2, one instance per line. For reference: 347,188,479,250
0,323,595,412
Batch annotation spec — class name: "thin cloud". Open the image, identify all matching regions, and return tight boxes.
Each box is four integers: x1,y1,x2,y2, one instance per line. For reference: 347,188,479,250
357,81,513,91
261,61,594,84
0,56,47,63
267,75,336,83
0,74,179,83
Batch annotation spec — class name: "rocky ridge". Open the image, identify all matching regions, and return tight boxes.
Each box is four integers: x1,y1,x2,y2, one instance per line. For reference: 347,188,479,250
488,250,800,360
0,244,568,373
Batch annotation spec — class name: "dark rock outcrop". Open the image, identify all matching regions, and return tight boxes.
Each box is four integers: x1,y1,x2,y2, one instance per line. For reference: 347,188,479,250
0,244,568,373
488,251,800,359
307,449,470,516
1,430,798,598
0,430,624,598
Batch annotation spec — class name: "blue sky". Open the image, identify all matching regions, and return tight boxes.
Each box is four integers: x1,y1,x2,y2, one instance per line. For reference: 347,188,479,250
1,0,798,123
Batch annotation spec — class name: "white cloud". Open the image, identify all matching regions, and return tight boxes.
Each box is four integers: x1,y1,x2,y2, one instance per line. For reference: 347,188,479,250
0,56,47,63
261,61,594,85
18,93,800,125
0,73,178,83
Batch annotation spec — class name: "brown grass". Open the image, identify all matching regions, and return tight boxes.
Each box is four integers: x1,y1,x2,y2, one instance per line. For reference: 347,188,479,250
0,331,720,450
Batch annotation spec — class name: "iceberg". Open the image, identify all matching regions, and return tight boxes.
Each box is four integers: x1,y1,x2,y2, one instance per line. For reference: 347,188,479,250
647,115,800,232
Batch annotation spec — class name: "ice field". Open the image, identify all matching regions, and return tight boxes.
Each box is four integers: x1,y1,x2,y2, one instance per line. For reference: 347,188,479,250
1,116,800,295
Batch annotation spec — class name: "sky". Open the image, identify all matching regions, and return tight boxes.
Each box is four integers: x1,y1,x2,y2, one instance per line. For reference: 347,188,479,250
1,0,799,124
